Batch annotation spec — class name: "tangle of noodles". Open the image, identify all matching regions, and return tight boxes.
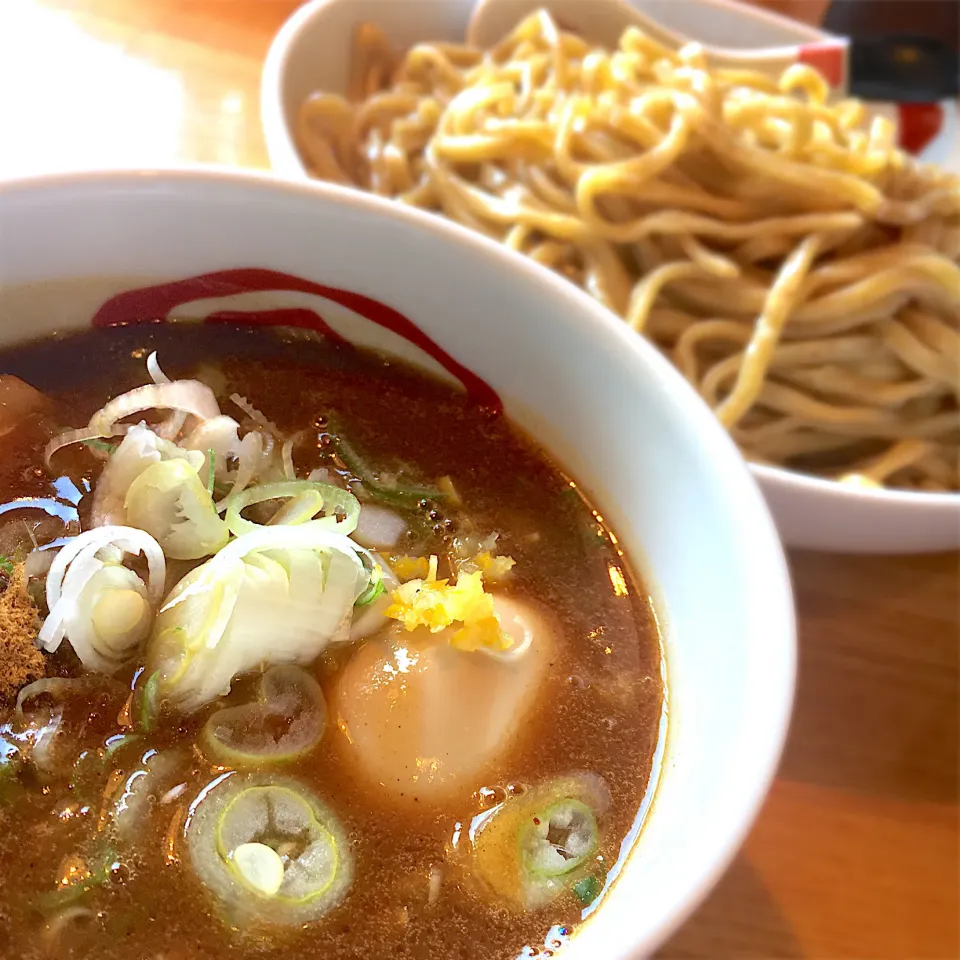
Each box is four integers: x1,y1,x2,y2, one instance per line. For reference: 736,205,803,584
295,10,960,492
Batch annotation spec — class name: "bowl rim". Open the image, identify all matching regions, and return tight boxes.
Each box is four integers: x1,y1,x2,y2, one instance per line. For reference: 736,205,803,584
753,462,960,507
0,165,797,957
260,0,960,514
261,0,321,176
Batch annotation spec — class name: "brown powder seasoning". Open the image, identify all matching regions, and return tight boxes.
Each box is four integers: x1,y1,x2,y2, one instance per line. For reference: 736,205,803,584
0,564,45,706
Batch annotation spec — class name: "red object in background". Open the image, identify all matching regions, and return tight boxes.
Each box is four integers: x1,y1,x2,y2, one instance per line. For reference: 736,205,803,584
797,42,846,86
797,42,946,155
896,103,946,155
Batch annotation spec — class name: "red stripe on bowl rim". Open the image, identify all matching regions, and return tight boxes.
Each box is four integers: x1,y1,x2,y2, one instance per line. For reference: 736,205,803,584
91,267,502,413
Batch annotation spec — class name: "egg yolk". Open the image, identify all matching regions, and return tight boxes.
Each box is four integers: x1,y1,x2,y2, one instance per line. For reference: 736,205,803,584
332,595,553,803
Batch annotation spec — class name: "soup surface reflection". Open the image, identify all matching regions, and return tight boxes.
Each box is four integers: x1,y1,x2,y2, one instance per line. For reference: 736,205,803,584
0,324,664,959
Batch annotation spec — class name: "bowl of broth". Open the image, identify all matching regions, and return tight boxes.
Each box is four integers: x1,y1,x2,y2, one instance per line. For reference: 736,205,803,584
261,0,960,554
0,169,794,959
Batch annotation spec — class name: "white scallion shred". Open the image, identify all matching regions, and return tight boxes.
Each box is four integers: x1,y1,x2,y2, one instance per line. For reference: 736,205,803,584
224,481,360,538
215,431,264,510
182,416,242,486
281,434,298,481
232,843,285,898
89,381,220,438
124,459,229,560
44,427,112,468
146,352,171,385
146,525,379,711
90,424,204,528
45,354,216,464
230,394,280,436
39,526,165,673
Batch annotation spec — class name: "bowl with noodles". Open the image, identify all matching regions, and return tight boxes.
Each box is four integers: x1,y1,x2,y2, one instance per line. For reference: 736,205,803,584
261,0,960,553
0,164,795,960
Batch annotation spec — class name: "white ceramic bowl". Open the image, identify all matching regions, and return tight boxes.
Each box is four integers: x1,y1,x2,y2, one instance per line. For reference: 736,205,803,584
0,168,795,959
261,0,960,554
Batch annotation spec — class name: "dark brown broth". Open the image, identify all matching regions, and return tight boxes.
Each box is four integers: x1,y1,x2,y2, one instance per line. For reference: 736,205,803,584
0,324,664,960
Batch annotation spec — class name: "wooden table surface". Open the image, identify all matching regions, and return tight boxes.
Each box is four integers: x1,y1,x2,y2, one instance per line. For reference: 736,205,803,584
1,2,958,957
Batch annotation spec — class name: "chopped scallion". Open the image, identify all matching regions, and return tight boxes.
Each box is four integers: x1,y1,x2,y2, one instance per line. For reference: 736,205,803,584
335,435,445,507
36,841,119,914
206,448,216,496
0,747,22,806
68,735,141,801
139,671,161,732
225,481,360,537
355,576,385,607
104,734,141,762
67,749,99,796
82,438,118,454
572,874,602,905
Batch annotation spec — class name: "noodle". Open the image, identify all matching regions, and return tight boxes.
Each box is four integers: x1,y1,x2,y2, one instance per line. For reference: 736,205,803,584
296,9,960,492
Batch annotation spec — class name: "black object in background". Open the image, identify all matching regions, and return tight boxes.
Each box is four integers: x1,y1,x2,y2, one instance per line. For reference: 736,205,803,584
825,0,959,101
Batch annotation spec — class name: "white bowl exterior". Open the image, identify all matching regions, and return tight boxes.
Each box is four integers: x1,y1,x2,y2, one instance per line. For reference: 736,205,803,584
261,0,960,555
0,170,795,958
262,0,475,179
755,468,960,553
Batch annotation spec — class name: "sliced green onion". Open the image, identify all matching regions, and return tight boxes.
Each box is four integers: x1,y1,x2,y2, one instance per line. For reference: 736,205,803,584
216,785,340,904
202,665,327,768
470,772,610,910
103,734,141,762
81,438,117,455
224,481,360,538
69,735,140,787
521,799,598,878
67,735,142,808
572,874,603,905
354,568,385,607
206,448,216,496
112,749,187,841
138,671,161,732
187,773,353,927
36,841,118,914
335,435,444,506
67,749,99,797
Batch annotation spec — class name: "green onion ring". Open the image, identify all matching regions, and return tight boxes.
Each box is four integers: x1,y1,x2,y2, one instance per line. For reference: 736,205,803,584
225,481,360,538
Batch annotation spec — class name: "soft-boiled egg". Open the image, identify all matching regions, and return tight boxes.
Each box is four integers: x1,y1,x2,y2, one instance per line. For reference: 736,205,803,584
332,594,554,803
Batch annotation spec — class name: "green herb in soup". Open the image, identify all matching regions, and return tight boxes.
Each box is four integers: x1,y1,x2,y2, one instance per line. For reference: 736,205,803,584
0,324,664,960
